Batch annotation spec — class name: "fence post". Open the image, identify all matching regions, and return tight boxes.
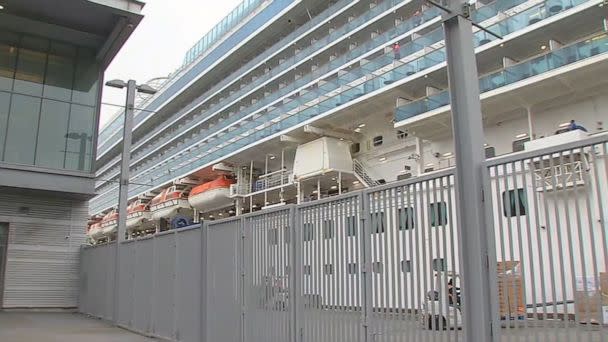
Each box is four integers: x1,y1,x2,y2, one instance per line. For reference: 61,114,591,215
240,216,246,342
291,206,301,342
200,222,208,342
482,165,501,340
360,191,373,342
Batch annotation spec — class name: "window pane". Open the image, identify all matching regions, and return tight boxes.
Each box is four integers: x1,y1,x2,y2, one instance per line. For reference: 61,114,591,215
0,32,19,91
399,207,415,230
13,36,48,96
72,48,99,106
35,99,70,169
323,220,334,239
502,189,528,217
0,92,10,155
429,202,448,227
65,104,95,171
3,94,41,165
346,216,357,237
44,42,76,101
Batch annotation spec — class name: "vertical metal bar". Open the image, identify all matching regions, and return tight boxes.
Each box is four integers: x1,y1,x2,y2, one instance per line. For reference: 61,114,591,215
200,222,208,342
443,3,492,340
113,80,136,324
362,191,373,342
240,217,246,342
291,206,299,342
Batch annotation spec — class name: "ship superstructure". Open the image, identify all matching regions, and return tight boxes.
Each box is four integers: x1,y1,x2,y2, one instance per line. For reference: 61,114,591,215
88,0,608,240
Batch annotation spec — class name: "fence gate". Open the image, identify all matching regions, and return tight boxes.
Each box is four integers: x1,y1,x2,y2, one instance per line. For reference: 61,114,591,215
296,193,364,342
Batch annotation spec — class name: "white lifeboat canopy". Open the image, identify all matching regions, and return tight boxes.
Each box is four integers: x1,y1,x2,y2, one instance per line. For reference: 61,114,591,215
293,137,353,180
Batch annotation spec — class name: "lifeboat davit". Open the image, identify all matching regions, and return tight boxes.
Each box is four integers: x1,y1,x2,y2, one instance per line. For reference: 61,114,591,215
188,175,235,212
126,200,153,232
100,210,118,237
149,186,192,221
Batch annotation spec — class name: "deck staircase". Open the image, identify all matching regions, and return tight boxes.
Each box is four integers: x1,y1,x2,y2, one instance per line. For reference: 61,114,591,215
353,159,379,187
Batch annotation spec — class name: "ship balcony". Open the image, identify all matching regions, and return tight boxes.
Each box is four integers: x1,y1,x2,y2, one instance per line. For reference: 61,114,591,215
90,0,600,214
394,33,608,128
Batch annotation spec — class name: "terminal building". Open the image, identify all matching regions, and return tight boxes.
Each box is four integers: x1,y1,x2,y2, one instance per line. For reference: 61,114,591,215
0,0,144,308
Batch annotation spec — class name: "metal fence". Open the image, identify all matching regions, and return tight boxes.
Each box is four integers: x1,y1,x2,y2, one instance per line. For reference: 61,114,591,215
80,227,202,341
80,135,608,342
484,135,608,342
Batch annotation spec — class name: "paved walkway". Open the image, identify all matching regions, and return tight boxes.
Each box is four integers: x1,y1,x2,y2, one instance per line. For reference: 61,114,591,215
0,311,156,342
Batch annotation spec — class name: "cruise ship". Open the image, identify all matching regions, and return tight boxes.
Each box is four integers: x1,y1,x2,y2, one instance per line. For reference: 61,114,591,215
89,0,608,237
80,0,608,337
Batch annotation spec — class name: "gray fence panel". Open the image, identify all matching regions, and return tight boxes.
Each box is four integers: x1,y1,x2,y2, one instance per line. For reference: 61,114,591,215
152,232,177,340
243,207,292,342
118,241,136,327
133,237,154,334
296,194,364,342
206,218,242,342
103,243,116,321
78,246,90,315
365,171,462,341
175,228,202,342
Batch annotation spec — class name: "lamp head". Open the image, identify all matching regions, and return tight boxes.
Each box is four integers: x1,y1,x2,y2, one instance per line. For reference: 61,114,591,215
105,79,127,89
136,84,157,95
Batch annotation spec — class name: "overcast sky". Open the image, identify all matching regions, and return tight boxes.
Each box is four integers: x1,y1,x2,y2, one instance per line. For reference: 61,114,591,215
100,0,242,128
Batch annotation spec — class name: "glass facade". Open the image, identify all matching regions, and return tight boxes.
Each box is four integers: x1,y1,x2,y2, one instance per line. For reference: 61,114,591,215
0,30,99,172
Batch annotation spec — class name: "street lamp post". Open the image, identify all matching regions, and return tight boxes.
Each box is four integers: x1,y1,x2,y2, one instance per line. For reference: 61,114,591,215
441,1,493,341
105,79,156,324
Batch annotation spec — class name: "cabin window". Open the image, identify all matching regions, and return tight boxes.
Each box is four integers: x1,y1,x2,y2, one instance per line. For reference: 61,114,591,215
303,265,312,275
373,135,383,146
397,173,412,181
401,260,412,273
502,188,528,217
433,258,447,272
323,264,333,275
303,223,314,242
347,263,358,275
512,138,530,152
346,216,357,237
350,143,360,154
268,228,278,245
323,220,334,239
398,207,415,230
429,202,448,227
370,211,386,234
283,226,290,244
373,261,383,274
424,167,435,173
485,146,496,158
397,130,408,139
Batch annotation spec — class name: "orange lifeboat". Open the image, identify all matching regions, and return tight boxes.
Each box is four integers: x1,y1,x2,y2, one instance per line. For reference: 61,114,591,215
188,175,235,212
86,216,103,242
100,209,118,237
126,200,153,232
149,186,192,221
